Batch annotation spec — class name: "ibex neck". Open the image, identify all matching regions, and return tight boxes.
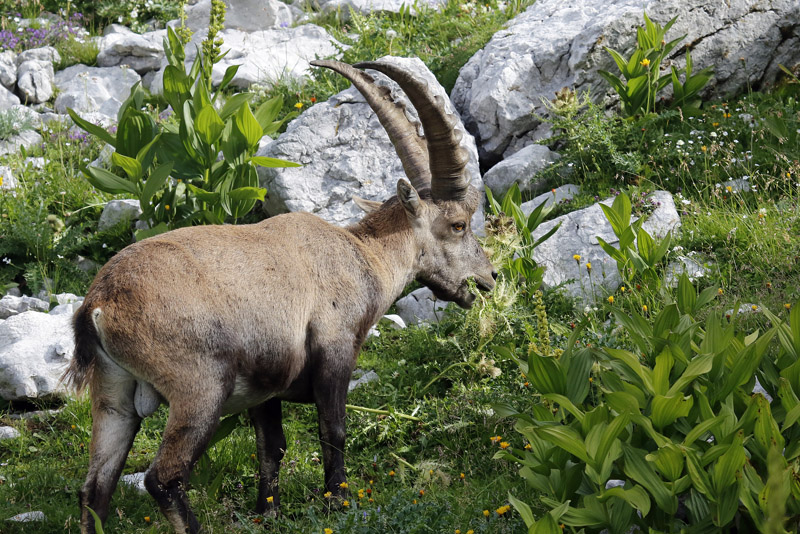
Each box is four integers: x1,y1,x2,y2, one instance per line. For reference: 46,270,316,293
347,199,418,311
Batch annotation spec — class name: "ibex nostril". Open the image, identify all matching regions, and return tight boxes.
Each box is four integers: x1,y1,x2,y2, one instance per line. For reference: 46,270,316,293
491,271,498,280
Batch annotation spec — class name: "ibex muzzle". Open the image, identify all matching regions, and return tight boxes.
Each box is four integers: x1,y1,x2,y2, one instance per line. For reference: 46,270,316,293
65,59,496,533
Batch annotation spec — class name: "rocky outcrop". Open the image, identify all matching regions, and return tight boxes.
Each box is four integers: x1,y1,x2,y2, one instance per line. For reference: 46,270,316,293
54,64,142,122
0,311,74,401
452,0,800,162
257,56,484,229
531,191,680,302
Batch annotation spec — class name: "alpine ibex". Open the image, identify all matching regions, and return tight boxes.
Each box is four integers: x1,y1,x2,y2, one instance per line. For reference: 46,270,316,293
65,59,496,533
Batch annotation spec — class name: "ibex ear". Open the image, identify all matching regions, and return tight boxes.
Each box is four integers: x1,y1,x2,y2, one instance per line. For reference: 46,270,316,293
397,179,421,219
352,196,383,214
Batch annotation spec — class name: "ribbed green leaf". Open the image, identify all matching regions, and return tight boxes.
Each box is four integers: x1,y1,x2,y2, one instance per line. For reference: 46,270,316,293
111,152,143,181
141,162,173,206
646,443,683,481
537,426,590,464
651,394,693,429
712,441,746,493
600,485,651,516
666,354,712,396
195,105,225,146
249,156,302,168
235,102,264,150
622,443,676,514
83,166,138,195
507,493,535,528
67,108,116,146
528,352,566,395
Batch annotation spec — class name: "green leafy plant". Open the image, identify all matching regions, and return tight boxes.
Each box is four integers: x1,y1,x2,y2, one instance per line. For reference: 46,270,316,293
495,280,800,533
598,13,712,117
596,192,672,297
68,20,299,239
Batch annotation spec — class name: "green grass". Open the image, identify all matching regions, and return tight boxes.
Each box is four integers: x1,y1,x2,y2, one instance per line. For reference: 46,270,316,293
0,319,529,533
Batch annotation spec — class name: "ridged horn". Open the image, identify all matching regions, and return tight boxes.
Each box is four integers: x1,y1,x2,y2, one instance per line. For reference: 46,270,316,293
310,60,431,192
354,60,470,202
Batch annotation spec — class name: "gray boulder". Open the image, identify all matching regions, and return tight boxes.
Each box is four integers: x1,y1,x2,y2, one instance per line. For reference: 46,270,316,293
97,27,166,74
0,130,43,157
531,191,679,302
0,426,20,440
54,64,142,122
258,56,484,229
0,166,16,191
180,0,293,32
395,287,451,325
0,311,74,400
452,0,800,161
6,511,46,522
16,59,54,104
0,50,15,89
150,25,343,91
0,295,50,320
320,0,445,17
98,199,143,231
483,144,560,198
520,184,580,215
0,84,19,107
16,46,61,65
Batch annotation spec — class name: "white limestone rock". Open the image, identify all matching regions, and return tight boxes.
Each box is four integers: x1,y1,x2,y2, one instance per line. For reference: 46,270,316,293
520,184,580,215
150,25,343,91
98,199,143,231
54,64,142,122
97,28,167,74
0,295,49,319
452,0,800,161
180,0,293,33
0,82,19,107
16,59,54,104
0,129,43,157
0,310,74,401
483,144,560,198
0,50,16,89
530,191,680,302
395,287,451,325
0,426,20,440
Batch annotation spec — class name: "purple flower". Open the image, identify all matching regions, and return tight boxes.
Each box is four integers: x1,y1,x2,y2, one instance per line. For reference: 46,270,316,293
280,21,289,28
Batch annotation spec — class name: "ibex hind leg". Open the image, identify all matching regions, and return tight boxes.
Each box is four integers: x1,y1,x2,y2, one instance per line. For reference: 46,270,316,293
80,360,142,534
249,398,286,515
144,384,228,534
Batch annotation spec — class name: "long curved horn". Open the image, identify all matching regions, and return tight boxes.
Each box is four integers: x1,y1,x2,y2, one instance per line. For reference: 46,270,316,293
354,60,470,202
310,60,431,192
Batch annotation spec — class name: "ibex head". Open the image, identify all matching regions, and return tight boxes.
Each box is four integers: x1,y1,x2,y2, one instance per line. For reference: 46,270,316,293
313,59,496,307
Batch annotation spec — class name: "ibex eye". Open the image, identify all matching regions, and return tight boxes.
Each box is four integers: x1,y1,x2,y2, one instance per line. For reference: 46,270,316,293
452,222,466,232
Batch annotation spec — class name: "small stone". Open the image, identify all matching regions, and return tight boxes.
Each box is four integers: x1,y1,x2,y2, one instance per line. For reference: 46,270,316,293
395,287,450,325
120,472,148,494
7,510,46,522
0,426,21,440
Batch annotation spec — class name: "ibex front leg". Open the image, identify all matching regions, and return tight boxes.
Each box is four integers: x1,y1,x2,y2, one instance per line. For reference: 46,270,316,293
249,398,286,515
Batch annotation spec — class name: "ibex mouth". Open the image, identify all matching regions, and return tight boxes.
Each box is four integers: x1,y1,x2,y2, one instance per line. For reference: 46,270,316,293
475,278,494,293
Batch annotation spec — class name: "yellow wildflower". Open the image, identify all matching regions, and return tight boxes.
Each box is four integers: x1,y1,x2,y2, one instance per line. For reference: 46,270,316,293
496,505,511,515
608,296,614,304
324,491,332,498
751,304,758,311
266,496,274,504
144,516,151,523
499,442,510,449
640,58,651,67
786,303,792,310
342,500,350,507
620,286,625,292
460,473,465,480
586,262,592,271
294,102,304,109
718,288,724,295
339,482,348,489
573,254,581,262
642,305,648,313
389,470,396,476
483,510,490,517
324,529,333,534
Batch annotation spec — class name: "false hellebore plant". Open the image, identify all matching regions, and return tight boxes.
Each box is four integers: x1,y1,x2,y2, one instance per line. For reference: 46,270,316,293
69,26,299,240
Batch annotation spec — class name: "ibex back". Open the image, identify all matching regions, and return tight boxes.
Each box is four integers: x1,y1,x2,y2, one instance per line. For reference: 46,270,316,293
65,59,496,533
